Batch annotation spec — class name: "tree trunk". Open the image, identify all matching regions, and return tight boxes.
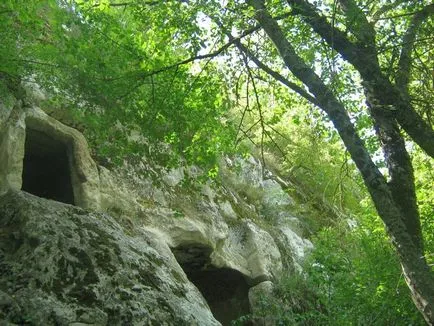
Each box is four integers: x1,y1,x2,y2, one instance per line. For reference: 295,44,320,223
286,0,434,159
363,82,424,255
248,0,434,323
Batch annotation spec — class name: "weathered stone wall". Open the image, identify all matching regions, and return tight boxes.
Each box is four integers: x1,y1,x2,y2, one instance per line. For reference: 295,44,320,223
0,105,100,209
0,85,315,325
0,191,219,325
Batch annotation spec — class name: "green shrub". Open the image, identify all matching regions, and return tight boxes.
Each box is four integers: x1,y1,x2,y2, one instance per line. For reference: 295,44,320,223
251,215,426,325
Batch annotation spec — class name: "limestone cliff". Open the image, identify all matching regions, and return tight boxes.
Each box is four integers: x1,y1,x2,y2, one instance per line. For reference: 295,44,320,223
0,191,218,325
0,86,314,325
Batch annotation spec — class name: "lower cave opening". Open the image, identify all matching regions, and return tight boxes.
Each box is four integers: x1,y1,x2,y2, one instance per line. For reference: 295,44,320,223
21,128,75,205
172,244,251,325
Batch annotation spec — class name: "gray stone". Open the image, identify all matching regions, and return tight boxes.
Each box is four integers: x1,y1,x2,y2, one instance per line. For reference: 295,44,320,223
213,221,282,281
218,200,237,220
0,191,219,326
162,167,184,187
261,179,294,214
279,227,313,266
22,80,47,106
0,104,26,196
0,106,100,210
0,90,15,128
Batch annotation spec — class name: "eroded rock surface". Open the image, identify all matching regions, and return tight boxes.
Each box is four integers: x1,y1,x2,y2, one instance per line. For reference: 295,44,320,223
0,105,100,209
0,191,219,326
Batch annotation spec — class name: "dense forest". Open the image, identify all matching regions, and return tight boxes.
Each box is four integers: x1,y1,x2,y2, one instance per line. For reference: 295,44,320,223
1,0,433,324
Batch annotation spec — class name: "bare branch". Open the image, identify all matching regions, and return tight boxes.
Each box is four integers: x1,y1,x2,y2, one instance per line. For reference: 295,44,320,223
396,4,434,92
337,0,376,45
235,100,251,145
286,0,434,158
90,1,157,8
287,0,379,78
238,127,258,147
372,0,413,21
240,49,266,166
374,10,426,21
137,24,260,80
377,36,434,54
233,39,320,106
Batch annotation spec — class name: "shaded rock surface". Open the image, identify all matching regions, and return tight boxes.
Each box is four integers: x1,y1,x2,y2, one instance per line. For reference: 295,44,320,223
0,191,218,325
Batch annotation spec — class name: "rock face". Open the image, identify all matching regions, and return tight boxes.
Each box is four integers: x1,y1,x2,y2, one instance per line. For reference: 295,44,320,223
0,103,100,209
0,191,218,325
0,87,315,325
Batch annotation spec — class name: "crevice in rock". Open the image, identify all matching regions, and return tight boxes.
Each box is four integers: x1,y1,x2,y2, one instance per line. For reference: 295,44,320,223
172,244,251,325
21,128,75,205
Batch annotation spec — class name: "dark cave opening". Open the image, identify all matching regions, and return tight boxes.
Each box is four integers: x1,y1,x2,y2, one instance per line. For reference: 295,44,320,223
21,128,75,205
172,244,251,325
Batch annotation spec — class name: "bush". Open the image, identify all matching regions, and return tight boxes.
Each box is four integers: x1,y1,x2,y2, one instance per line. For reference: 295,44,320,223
251,215,426,325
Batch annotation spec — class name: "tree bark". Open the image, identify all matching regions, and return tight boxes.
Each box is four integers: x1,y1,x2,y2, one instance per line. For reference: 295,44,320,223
287,0,434,158
248,0,434,323
363,82,424,255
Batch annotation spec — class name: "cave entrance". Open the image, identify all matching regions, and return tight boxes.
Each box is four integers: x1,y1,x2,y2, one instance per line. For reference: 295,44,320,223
21,128,75,205
172,244,251,325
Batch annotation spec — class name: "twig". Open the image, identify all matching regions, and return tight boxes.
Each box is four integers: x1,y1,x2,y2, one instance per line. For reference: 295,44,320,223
234,39,320,106
396,4,434,92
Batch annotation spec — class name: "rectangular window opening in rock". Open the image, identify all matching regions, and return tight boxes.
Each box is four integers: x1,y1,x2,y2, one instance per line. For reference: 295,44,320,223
21,128,75,205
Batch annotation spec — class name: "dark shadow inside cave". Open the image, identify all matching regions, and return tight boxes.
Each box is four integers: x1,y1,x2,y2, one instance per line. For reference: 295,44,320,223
22,128,75,205
172,244,251,325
